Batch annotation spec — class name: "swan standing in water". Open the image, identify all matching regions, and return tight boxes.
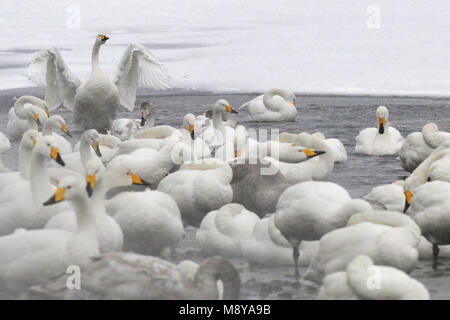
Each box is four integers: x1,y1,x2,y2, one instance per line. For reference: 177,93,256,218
241,215,319,267
304,210,421,284
275,181,372,279
239,89,297,121
6,96,50,141
399,123,450,172
0,131,11,173
317,255,429,300
355,106,404,155
196,203,260,258
27,34,171,131
29,255,240,300
0,176,98,296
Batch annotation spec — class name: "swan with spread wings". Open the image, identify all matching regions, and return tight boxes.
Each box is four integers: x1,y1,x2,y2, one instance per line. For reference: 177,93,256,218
26,34,172,131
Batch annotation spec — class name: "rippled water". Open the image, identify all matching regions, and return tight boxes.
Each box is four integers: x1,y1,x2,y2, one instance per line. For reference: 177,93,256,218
1,88,450,299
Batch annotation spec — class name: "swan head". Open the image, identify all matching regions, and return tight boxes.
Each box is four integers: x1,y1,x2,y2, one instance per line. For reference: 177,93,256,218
84,158,105,197
376,106,389,134
105,164,151,189
96,33,109,45
21,129,40,149
215,99,238,114
48,115,72,137
82,129,102,157
43,176,87,206
183,113,196,140
34,136,65,166
140,100,155,126
27,104,47,127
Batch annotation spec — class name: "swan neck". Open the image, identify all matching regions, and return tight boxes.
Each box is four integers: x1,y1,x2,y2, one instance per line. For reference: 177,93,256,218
213,110,225,132
30,151,53,205
42,120,53,136
80,139,93,166
91,41,101,70
73,197,98,241
19,143,32,180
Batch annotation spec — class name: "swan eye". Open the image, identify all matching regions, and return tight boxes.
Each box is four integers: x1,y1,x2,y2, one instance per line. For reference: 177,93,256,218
46,143,50,146
67,186,71,189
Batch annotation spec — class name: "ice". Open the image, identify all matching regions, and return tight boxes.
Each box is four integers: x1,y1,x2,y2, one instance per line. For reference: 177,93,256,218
1,0,450,96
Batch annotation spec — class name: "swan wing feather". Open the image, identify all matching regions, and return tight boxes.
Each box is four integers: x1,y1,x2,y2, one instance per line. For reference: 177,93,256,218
25,47,81,111
113,44,172,111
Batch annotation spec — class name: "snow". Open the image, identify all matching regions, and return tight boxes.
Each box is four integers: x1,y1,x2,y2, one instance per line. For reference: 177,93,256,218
1,0,450,96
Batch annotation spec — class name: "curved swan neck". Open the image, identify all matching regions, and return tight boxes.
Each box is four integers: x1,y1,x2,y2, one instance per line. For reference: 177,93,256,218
19,142,32,180
195,257,240,299
80,138,93,166
30,151,53,205
91,41,102,70
263,89,289,110
408,149,450,188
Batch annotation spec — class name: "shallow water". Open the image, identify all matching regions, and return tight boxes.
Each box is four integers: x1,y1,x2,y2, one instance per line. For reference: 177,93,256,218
1,88,450,299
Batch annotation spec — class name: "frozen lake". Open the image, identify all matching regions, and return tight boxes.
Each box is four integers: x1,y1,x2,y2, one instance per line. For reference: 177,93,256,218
1,88,450,299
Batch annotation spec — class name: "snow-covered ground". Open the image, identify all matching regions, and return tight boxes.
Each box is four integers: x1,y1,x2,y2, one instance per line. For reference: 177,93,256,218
1,0,450,95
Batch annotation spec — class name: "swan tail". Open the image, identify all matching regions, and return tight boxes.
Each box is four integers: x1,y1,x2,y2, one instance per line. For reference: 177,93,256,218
26,47,81,111
113,44,172,111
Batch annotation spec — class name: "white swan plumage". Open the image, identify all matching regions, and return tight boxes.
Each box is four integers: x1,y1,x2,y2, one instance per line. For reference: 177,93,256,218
275,181,372,278
157,159,233,227
239,89,297,121
304,210,421,284
355,106,404,155
0,175,98,296
26,34,171,130
196,203,260,258
317,255,429,300
0,131,11,173
106,189,184,256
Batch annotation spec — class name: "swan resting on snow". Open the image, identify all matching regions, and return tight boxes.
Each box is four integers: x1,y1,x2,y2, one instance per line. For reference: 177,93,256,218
239,88,297,122
26,34,171,131
355,106,404,155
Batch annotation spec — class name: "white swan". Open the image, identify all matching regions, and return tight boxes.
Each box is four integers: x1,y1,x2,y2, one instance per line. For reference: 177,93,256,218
48,129,102,173
241,215,319,267
265,132,333,183
363,180,405,212
26,34,171,131
106,189,184,256
0,136,69,235
280,131,347,163
107,140,191,187
29,255,240,300
406,180,450,269
6,96,49,141
275,181,372,278
0,131,11,173
157,160,233,227
0,130,39,193
355,106,404,155
0,176,98,295
40,115,72,154
239,89,297,121
304,210,421,284
109,100,156,141
198,99,237,149
196,203,260,258
45,159,149,253
317,255,429,300
399,123,450,172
